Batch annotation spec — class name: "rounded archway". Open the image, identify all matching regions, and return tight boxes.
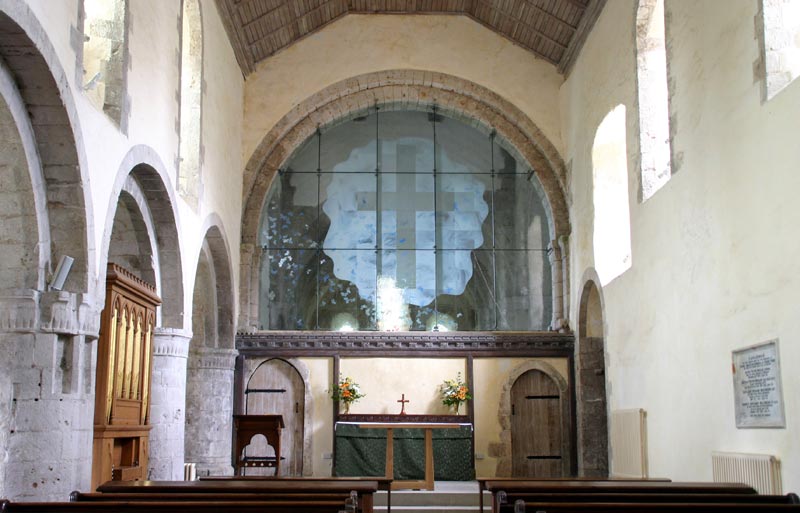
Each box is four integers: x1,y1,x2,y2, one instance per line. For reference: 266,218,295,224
240,70,571,332
576,269,609,477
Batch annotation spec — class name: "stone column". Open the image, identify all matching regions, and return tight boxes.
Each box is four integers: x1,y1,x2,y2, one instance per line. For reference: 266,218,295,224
548,241,565,330
148,328,192,480
185,347,237,476
0,290,98,501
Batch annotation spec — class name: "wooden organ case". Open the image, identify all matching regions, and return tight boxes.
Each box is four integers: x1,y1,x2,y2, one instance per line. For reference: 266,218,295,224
91,264,161,489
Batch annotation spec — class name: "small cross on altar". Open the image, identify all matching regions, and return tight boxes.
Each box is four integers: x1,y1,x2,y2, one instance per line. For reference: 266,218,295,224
397,394,410,415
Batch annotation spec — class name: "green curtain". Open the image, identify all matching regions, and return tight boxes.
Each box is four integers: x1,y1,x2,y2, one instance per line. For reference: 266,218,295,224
334,424,475,480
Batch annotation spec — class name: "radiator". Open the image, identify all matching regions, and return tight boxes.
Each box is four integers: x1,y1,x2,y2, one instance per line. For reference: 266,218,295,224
183,463,197,481
712,451,782,494
610,408,648,478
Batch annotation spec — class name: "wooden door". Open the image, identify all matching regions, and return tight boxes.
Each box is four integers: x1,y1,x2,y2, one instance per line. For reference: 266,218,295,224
245,359,304,476
511,369,564,477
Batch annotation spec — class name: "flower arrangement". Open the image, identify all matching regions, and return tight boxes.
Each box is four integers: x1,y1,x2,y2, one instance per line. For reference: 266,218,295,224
330,375,365,413
440,373,471,413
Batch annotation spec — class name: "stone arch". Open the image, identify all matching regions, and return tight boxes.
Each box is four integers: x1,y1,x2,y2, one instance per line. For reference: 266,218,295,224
243,356,314,476
0,56,47,292
0,4,92,295
0,3,94,501
576,267,609,477
194,217,235,349
99,146,184,329
177,0,204,208
239,70,571,330
496,359,571,477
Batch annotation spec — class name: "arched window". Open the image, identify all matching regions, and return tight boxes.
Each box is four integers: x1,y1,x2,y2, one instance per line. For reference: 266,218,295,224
258,108,553,331
636,0,672,201
592,105,632,286
80,0,128,127
178,0,203,207
759,0,800,101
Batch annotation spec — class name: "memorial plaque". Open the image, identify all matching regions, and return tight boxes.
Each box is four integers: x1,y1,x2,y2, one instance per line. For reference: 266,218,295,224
732,339,785,428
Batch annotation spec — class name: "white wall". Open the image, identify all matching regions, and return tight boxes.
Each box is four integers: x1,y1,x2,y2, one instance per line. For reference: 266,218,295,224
563,0,800,490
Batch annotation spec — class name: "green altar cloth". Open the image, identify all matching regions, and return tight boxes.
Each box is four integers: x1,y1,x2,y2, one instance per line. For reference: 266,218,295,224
333,423,475,480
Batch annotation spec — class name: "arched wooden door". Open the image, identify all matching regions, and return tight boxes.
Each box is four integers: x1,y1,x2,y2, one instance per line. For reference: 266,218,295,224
245,359,304,476
511,369,565,477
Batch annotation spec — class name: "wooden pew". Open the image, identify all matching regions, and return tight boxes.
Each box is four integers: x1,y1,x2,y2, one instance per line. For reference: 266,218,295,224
95,479,378,513
493,492,800,505
1,500,347,513
496,503,800,513
475,478,672,513
199,475,393,512
482,480,758,513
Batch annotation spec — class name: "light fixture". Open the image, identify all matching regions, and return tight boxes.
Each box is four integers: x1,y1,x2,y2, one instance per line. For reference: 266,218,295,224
48,255,74,291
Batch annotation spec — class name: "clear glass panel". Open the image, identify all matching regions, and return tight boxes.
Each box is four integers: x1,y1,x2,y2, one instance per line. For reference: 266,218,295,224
377,249,436,330
494,249,552,330
286,134,319,173
436,173,492,250
493,139,525,174
318,249,377,330
260,172,322,249
321,112,377,173
435,250,496,331
379,111,433,173
259,108,555,331
380,173,435,250
493,174,551,250
436,117,492,174
320,172,377,250
261,249,319,330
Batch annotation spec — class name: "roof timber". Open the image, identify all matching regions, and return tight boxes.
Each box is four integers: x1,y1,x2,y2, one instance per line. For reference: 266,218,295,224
214,0,605,76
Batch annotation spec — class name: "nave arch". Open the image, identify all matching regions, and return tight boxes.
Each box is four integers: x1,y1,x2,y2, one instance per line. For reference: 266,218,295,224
238,69,572,332
0,3,93,501
184,220,238,477
97,149,188,480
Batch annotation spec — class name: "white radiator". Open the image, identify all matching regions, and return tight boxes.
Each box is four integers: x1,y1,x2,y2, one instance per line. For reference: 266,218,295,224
183,462,197,481
610,408,648,478
712,451,782,494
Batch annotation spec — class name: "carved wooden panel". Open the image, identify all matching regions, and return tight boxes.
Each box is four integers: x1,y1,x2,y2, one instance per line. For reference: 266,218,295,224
92,263,160,489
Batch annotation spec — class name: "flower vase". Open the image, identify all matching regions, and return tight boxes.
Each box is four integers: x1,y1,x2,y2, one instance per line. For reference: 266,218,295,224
453,402,460,415
342,402,350,414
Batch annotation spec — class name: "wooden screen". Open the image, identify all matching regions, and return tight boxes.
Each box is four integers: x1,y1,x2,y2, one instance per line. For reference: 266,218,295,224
92,263,161,489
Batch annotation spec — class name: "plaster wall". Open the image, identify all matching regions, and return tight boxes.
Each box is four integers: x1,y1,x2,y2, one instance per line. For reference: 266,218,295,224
562,0,800,489
298,356,568,478
243,14,564,167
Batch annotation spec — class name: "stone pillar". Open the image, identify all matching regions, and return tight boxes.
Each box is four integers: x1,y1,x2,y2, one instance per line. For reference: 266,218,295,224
548,241,565,330
185,347,237,476
148,328,191,480
558,235,571,326
0,290,98,501
577,336,609,477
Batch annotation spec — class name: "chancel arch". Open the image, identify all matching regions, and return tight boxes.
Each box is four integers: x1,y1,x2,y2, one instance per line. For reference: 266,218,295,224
185,221,237,477
239,70,571,332
577,268,609,478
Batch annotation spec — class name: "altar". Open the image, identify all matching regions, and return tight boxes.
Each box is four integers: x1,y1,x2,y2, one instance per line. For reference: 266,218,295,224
334,421,474,489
